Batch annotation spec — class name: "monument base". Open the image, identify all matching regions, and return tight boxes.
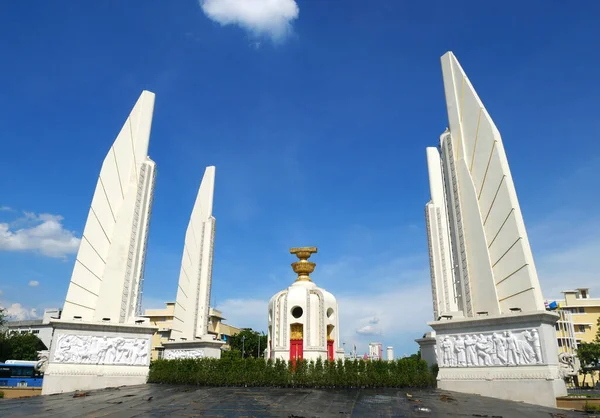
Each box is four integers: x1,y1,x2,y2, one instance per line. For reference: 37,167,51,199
41,320,157,395
162,338,225,359
428,311,567,408
415,332,437,368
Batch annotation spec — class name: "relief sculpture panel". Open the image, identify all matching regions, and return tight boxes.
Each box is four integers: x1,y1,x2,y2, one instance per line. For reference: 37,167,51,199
53,334,149,366
163,349,205,360
437,329,543,368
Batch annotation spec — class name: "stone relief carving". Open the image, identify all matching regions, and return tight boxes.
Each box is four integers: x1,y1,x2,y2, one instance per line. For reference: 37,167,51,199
438,329,543,367
558,352,579,378
53,334,149,366
163,349,205,360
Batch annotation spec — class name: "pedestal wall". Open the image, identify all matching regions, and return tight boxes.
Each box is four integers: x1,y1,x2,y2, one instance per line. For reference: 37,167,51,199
429,311,567,408
42,320,157,395
162,339,224,359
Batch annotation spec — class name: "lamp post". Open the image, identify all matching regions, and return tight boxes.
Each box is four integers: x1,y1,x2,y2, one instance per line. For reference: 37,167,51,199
258,332,261,358
242,335,246,358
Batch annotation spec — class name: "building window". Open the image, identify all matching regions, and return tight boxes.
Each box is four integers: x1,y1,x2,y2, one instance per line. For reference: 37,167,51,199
291,306,303,319
32,330,40,334
580,290,588,299
557,339,563,347
576,325,586,333
578,307,585,313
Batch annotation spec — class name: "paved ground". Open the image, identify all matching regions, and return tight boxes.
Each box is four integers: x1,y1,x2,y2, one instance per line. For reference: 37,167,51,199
0,384,589,417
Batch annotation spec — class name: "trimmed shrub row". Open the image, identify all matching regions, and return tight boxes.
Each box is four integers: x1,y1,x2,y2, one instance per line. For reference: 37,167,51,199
148,357,436,388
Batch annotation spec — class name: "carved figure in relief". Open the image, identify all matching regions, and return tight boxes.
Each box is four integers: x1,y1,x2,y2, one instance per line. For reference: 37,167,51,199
441,337,453,367
454,335,466,367
526,329,542,364
484,335,496,365
464,335,478,366
96,337,109,364
492,332,507,365
505,331,521,365
558,352,578,378
519,334,536,364
136,340,148,365
475,334,493,366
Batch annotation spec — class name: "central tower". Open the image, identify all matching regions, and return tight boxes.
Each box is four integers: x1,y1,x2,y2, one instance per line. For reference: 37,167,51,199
267,247,343,363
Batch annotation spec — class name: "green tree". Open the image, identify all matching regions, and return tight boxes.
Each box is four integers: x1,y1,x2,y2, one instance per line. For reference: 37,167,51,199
0,333,47,363
577,342,600,368
227,328,268,358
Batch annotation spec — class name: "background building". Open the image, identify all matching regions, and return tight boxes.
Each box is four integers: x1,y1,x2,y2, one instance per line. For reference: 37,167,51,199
4,308,62,348
368,342,383,360
143,302,241,360
555,289,600,346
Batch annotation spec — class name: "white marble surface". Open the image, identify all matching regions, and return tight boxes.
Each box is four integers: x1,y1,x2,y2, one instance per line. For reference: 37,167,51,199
267,279,341,362
171,167,216,342
424,52,546,319
41,320,156,395
62,90,156,324
162,339,224,359
429,312,566,408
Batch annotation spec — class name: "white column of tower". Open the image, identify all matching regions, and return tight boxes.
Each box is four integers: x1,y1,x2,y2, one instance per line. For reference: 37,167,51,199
432,52,545,315
61,91,156,324
425,146,459,318
170,166,216,341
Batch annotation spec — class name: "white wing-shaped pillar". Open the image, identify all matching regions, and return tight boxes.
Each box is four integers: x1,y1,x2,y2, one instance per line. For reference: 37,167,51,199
425,146,460,319
171,166,216,341
62,91,156,324
428,52,545,316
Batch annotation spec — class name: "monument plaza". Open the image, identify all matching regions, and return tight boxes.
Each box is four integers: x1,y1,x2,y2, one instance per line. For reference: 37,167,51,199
25,51,576,411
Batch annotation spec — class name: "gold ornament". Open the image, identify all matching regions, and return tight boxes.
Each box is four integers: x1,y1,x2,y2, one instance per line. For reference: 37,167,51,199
290,247,317,282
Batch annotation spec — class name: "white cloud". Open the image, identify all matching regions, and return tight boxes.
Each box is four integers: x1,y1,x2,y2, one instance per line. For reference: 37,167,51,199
215,298,268,332
356,325,382,337
0,302,39,321
0,206,12,211
28,280,39,287
200,0,299,42
0,211,81,258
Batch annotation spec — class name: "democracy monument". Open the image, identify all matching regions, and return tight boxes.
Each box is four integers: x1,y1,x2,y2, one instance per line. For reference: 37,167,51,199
417,52,566,407
267,247,344,362
36,51,570,409
42,91,159,395
162,166,224,359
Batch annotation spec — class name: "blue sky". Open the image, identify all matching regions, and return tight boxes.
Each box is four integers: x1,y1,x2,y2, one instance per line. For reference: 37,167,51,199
0,0,599,357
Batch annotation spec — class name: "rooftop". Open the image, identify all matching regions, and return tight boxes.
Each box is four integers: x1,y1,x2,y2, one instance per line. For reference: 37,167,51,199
0,385,586,417
5,319,45,328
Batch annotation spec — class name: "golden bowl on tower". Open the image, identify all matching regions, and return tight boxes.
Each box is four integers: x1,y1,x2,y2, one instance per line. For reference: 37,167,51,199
290,247,318,282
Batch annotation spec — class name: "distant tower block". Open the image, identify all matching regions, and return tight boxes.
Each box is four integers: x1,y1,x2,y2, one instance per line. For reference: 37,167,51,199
267,248,344,363
418,52,565,408
386,346,394,361
62,90,157,324
163,166,224,359
43,91,158,396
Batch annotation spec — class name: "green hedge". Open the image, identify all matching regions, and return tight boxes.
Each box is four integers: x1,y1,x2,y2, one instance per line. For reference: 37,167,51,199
148,357,436,388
